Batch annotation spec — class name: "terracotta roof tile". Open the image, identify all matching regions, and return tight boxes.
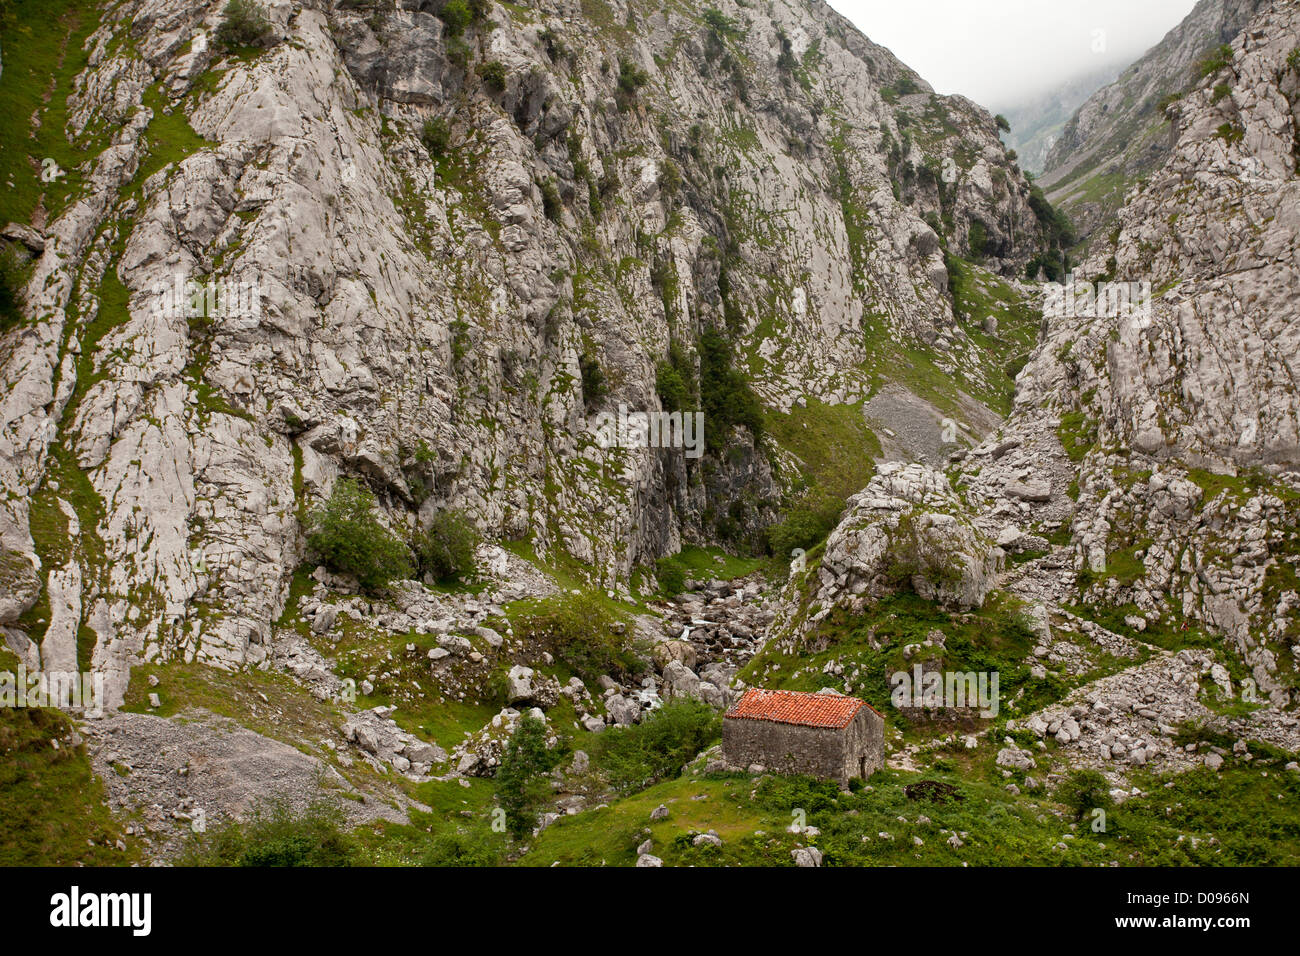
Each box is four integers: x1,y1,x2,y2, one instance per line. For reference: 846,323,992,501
724,689,873,729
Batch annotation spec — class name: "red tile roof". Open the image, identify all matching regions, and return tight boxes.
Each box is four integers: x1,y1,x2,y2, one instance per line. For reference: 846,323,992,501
724,689,874,729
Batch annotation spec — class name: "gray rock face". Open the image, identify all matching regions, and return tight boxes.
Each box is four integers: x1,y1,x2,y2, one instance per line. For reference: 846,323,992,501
0,0,1053,699
505,664,560,709
813,462,1001,615
85,708,409,859
1041,0,1271,245
968,0,1300,705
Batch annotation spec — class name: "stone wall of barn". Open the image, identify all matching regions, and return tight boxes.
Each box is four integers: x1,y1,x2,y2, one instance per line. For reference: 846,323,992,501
722,708,886,787
841,708,886,782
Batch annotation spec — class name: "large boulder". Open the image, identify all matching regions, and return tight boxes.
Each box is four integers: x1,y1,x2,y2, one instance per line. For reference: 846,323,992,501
652,640,698,673
815,463,1001,612
505,665,560,709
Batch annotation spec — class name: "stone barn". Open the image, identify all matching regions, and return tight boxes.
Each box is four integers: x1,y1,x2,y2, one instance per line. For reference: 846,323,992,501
722,689,884,788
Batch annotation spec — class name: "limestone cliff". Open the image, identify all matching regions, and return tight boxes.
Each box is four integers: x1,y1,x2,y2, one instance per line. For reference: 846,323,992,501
0,0,1054,701
1040,0,1271,251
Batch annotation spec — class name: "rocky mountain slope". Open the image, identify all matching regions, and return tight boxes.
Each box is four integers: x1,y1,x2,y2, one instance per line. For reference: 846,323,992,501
1039,0,1272,251
1,0,1298,867
0,0,1061,707
996,60,1126,176
780,0,1300,712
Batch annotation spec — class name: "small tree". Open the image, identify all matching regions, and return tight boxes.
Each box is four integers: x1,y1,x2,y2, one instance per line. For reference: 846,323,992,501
494,716,554,839
214,0,274,51
1057,769,1114,821
437,0,473,37
306,477,412,592
414,508,479,583
995,113,1010,132
420,117,451,158
477,60,507,93
594,700,721,793
654,556,686,597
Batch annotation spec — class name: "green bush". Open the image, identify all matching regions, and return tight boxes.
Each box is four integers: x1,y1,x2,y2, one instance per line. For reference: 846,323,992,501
541,178,563,222
419,828,506,866
702,8,741,43
766,489,843,558
1057,769,1114,821
515,592,639,681
776,31,798,72
995,113,1010,132
0,244,27,331
1194,43,1233,79
883,511,962,594
477,59,507,92
578,349,605,409
616,57,649,109
655,342,695,412
494,715,557,838
306,477,412,592
437,0,472,36
414,508,479,583
420,117,451,158
180,800,364,867
214,0,274,51
449,318,471,365
967,219,987,259
654,556,686,596
594,700,721,794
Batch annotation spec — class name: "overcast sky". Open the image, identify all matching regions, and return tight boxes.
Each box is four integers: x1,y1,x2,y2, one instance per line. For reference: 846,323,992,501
826,0,1198,109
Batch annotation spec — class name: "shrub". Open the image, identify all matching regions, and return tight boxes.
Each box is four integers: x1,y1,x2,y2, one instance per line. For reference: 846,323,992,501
437,0,472,36
449,319,471,365
540,178,563,222
883,511,963,594
578,349,605,409
1027,184,1075,248
214,0,274,51
539,26,568,62
494,715,556,838
776,30,798,72
616,57,649,109
594,700,721,794
414,508,479,583
180,800,364,866
702,8,741,43
995,113,1010,132
767,489,843,558
420,117,450,158
1194,43,1233,79
1289,47,1300,72
1215,122,1244,145
445,35,471,69
1057,769,1114,821
0,244,27,331
515,592,639,681
659,157,682,196
967,220,988,259
477,59,507,93
419,829,505,866
306,477,412,592
654,556,686,597
655,342,695,412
